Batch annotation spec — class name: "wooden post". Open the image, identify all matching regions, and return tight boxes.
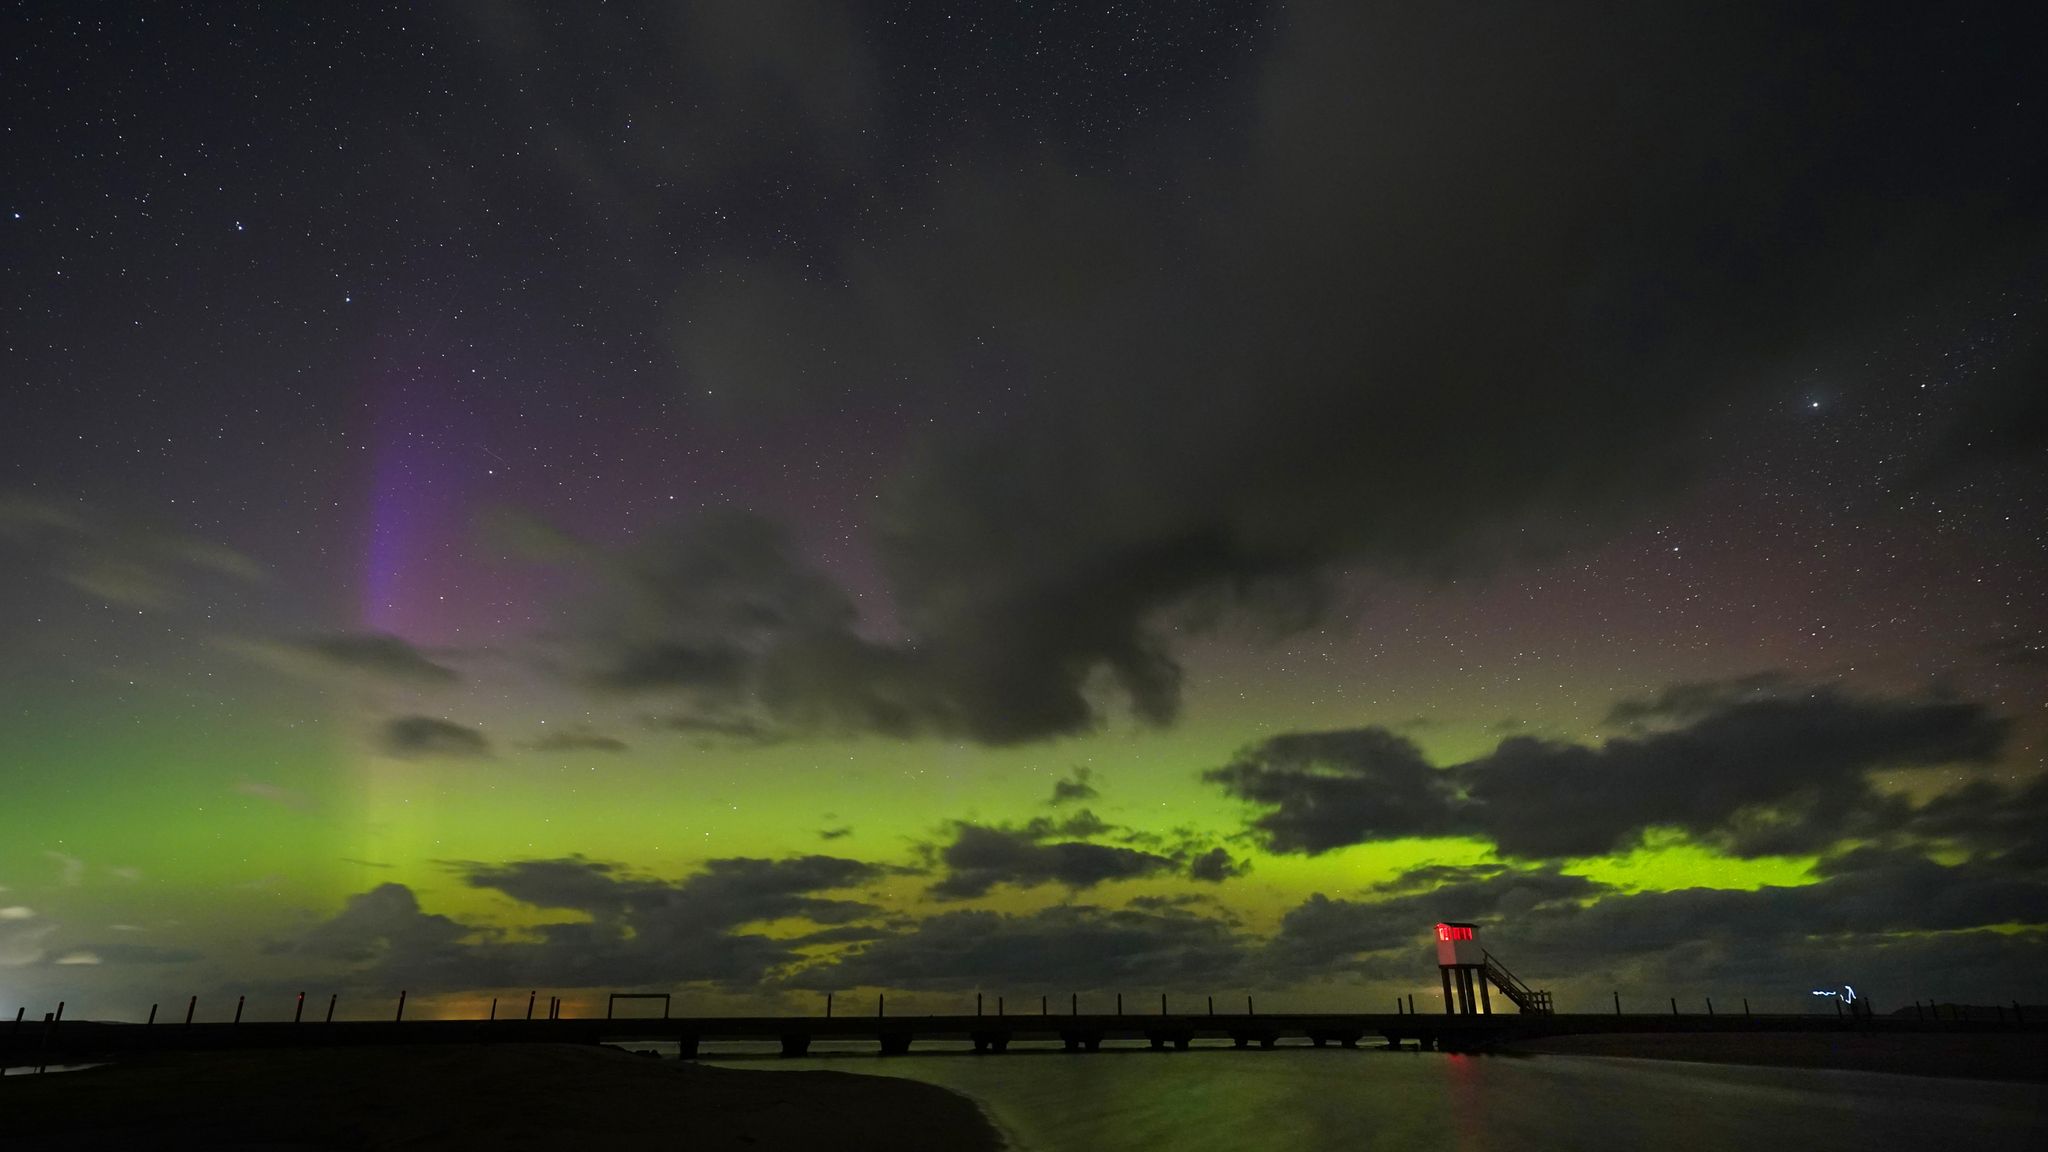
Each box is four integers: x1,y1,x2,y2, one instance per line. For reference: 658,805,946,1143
1706,997,1714,1016
234,995,244,1025
1744,998,1751,1016
1248,995,1254,1016
527,991,536,1021
12,1005,23,1036
1408,994,1415,1014
396,991,407,1022
1442,969,1455,1014
1042,995,1048,1016
490,998,497,1021
878,993,885,1017
1209,996,1215,1016
826,992,833,1018
295,991,305,1024
1161,993,1167,1016
1116,993,1122,1016
186,995,197,1026
326,994,337,1024
977,992,983,1017
1613,991,1621,1015
998,996,1004,1017
1072,993,1078,1016
1670,997,1678,1016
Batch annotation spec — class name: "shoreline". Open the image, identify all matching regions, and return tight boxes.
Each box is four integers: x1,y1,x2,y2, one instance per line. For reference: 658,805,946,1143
0,1043,1006,1150
1503,1031,2048,1083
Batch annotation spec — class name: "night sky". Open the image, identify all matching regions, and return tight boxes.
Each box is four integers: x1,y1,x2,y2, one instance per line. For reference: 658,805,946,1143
4,3,2045,1021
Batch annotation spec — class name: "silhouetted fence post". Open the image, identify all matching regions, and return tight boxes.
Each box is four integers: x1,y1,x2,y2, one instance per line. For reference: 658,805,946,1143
326,994,337,1024
1743,998,1751,1016
1247,995,1254,1016
146,1003,157,1027
977,993,983,1017
490,997,497,1021
1161,993,1167,1016
998,996,1004,1016
1042,995,1048,1016
1071,993,1078,1016
12,1005,23,1037
1613,991,1621,1015
1706,997,1714,1016
295,992,305,1024
1209,996,1215,1016
1408,994,1416,1014
527,991,536,1021
878,993,885,1017
234,995,245,1025
826,993,833,1018
1116,993,1122,1016
1669,997,1678,1016
186,995,197,1026
396,991,407,1022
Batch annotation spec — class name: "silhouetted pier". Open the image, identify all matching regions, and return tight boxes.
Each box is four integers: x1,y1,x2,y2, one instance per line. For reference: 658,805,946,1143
8,1006,2039,1068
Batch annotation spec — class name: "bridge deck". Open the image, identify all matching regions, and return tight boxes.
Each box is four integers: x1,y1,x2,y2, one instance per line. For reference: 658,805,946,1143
6,1011,2036,1066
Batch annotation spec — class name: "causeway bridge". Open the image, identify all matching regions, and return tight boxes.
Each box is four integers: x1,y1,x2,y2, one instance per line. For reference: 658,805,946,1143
7,1007,2036,1067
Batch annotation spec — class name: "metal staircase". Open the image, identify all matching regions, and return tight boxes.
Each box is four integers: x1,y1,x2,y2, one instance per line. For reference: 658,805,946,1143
1481,950,1554,1014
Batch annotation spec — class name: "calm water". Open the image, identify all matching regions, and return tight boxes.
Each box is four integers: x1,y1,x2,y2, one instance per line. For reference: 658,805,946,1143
662,1040,2046,1152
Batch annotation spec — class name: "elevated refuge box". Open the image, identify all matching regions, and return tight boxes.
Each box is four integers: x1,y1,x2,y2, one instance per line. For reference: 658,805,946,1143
1435,921,1482,967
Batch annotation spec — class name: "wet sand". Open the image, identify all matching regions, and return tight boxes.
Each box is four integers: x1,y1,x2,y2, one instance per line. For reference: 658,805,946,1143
1506,1030,2048,1083
0,1043,1005,1150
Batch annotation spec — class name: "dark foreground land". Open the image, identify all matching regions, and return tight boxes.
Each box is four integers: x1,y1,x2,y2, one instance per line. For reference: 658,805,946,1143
1504,1030,2048,1083
0,1044,1004,1151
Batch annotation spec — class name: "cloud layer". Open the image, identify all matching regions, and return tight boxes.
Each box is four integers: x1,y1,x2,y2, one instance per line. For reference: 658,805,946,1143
1209,682,2008,858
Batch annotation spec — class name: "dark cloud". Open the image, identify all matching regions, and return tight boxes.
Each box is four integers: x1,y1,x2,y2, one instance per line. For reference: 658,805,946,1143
647,712,785,746
1050,767,1100,805
297,632,458,685
274,883,480,969
1204,727,1463,854
379,715,493,760
633,5,2046,745
276,853,887,992
527,727,628,754
793,902,1251,992
458,853,881,930
1020,809,1113,841
929,823,1179,900
1211,682,2009,859
1187,847,1248,884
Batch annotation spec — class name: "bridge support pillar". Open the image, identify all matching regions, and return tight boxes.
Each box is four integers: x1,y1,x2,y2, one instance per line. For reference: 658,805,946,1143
879,1032,913,1055
778,1034,811,1057
675,1036,700,1059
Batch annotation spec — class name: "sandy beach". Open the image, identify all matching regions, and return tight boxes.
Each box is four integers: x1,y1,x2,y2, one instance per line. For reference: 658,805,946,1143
1504,1031,2048,1083
0,1043,1005,1150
